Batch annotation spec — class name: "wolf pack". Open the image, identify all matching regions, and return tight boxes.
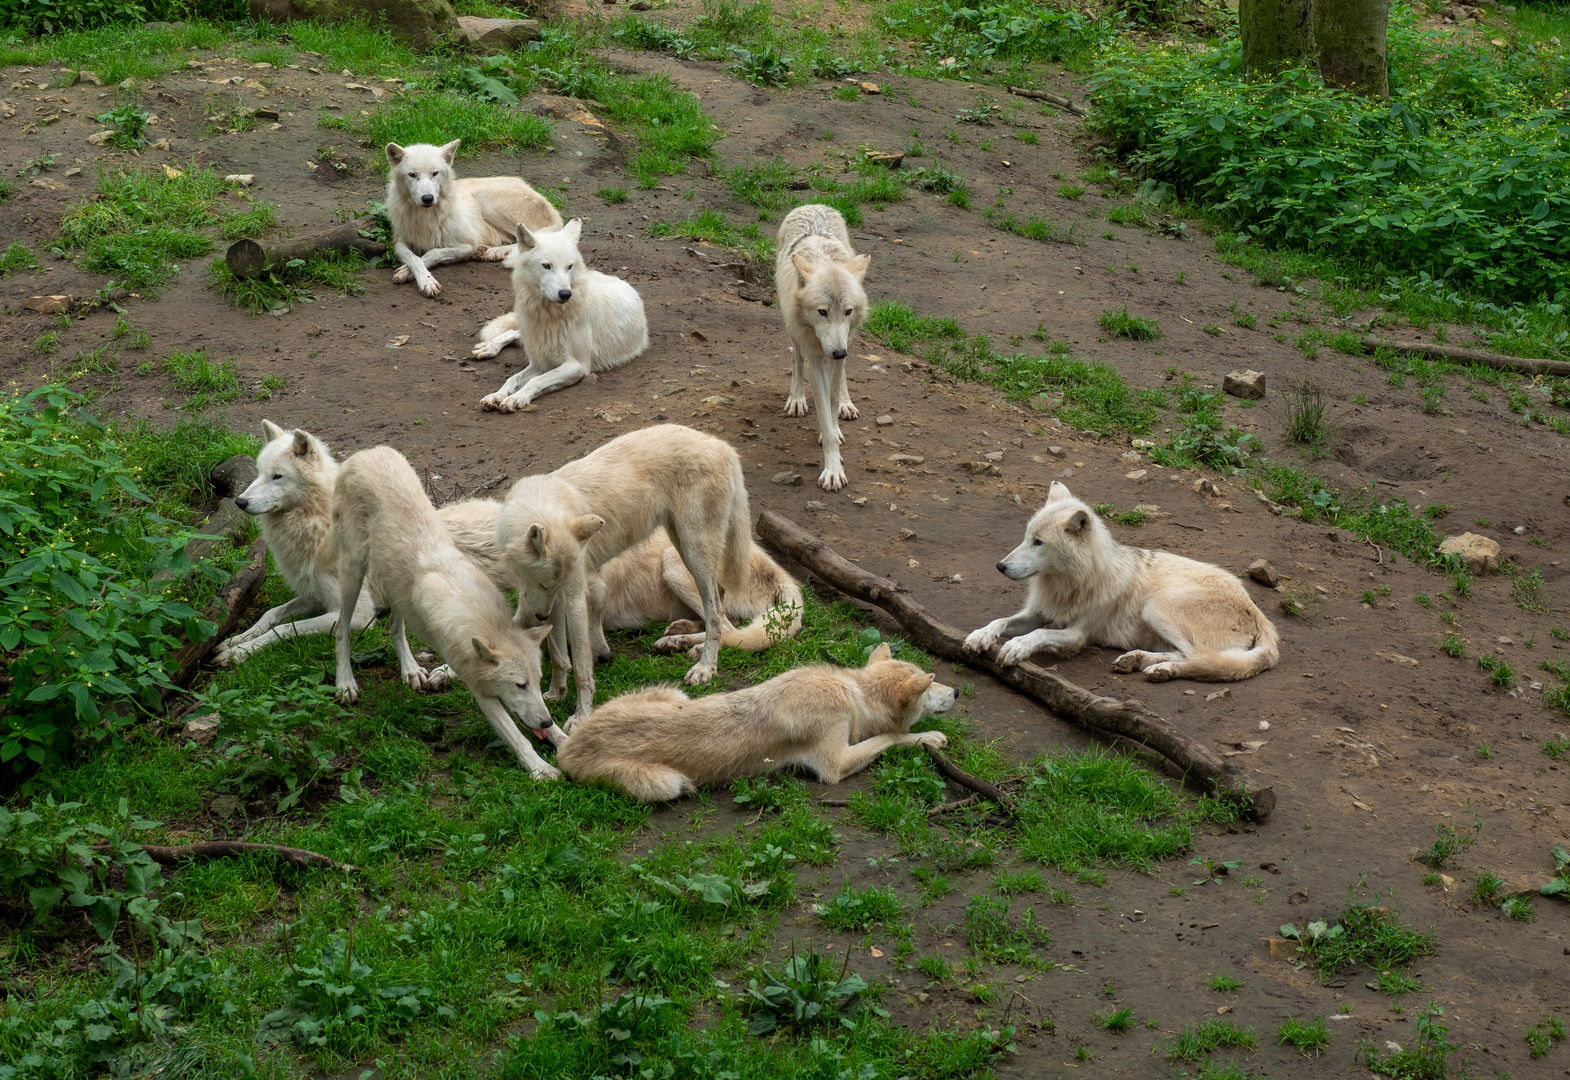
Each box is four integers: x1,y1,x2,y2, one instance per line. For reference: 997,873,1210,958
216,141,1281,803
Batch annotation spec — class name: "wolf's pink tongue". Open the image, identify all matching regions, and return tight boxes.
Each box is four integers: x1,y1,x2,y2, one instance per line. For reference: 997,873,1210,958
532,728,551,740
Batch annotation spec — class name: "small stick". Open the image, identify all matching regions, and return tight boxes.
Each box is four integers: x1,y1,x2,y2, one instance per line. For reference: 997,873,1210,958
924,745,1019,813
927,794,979,816
1367,537,1383,565
99,841,358,872
1006,85,1086,116
1171,522,1205,531
467,473,509,498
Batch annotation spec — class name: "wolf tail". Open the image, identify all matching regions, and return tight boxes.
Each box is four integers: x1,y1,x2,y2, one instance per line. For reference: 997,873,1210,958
1197,604,1281,681
721,564,804,652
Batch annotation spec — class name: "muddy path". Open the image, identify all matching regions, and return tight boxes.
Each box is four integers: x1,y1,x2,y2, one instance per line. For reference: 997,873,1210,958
2,39,1568,1077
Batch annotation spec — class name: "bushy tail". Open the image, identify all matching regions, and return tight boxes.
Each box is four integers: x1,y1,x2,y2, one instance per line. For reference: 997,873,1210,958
722,572,804,652
1191,606,1281,681
479,310,517,341
561,754,693,803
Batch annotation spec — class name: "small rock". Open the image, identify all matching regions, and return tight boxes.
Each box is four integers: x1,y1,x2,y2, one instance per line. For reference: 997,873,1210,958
86,129,114,145
898,528,916,540
182,717,219,744
889,453,925,465
984,451,1003,462
25,295,75,315
1120,451,1142,463
1193,478,1223,497
1131,438,1155,449
1439,874,1456,891
1125,469,1148,481
960,460,999,475
1263,937,1296,960
1496,636,1514,645
455,15,542,51
225,173,255,186
63,167,82,177
255,107,280,120
149,138,170,151
859,81,881,93
1206,688,1230,702
1183,689,1196,696
75,69,103,86
29,178,67,191
915,991,931,1004
771,471,803,486
851,496,868,506
1258,721,1270,731
1437,532,1499,574
1248,559,1279,587
866,152,903,169
252,61,274,70
1223,369,1267,400
1047,445,1064,457
805,500,827,511
876,414,894,426
1132,504,1167,517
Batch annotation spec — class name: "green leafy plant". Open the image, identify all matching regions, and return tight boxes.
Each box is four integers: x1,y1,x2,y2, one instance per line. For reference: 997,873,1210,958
1190,856,1241,884
744,947,872,1035
1096,1005,1136,1031
1471,871,1505,904
94,102,151,148
1207,973,1244,993
1364,1001,1455,1079
1541,844,1570,900
1501,895,1534,921
1422,810,1480,867
1168,1018,1256,1060
964,893,1051,965
1479,652,1516,687
1527,1014,1566,1059
1279,904,1437,975
731,44,792,87
0,239,39,276
1373,969,1422,995
815,885,904,931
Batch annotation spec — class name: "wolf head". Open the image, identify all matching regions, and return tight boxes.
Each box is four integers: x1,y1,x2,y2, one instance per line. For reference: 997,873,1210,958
996,482,1109,581
790,250,871,360
511,219,585,305
860,642,958,736
385,139,460,209
235,420,335,516
468,627,556,737
502,511,606,623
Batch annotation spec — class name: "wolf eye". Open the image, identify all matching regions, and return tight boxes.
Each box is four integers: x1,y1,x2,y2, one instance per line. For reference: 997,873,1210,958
272,473,282,480
817,307,828,316
566,263,573,270
1032,539,1042,546
542,263,552,269
515,681,529,690
845,308,853,316
431,171,440,177
407,171,417,177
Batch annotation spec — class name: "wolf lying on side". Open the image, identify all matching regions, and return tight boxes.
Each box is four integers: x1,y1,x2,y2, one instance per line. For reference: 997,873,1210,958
556,643,956,803
384,139,561,298
496,424,752,722
964,482,1280,681
330,446,564,779
216,421,504,667
476,219,648,412
774,204,871,492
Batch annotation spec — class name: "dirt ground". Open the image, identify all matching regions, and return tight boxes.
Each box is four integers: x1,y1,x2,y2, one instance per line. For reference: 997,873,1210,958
3,38,1568,1077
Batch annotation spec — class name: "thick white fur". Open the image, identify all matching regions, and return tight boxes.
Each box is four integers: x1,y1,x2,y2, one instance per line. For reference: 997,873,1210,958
774,204,871,492
556,643,956,803
216,422,508,667
476,218,648,411
963,482,1281,682
384,139,561,298
330,446,565,779
495,425,752,722
588,527,805,662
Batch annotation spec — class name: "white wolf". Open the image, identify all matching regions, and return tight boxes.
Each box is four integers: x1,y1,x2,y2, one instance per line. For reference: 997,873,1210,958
384,139,561,298
330,446,565,779
963,482,1281,682
556,643,955,803
475,218,648,412
774,204,871,492
216,421,505,666
495,425,752,722
588,528,805,662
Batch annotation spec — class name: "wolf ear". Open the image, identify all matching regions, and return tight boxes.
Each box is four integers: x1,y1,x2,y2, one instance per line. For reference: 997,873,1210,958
438,138,460,163
522,623,552,646
515,222,536,250
847,253,871,280
570,514,604,542
790,252,815,284
385,142,405,165
525,522,547,556
262,419,286,441
472,638,497,663
291,430,313,458
896,672,935,710
1065,509,1091,535
866,642,893,664
1046,481,1072,504
563,218,583,243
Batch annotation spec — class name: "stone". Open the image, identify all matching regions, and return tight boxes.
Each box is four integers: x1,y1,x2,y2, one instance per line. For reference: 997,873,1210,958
29,178,67,191
805,500,826,511
960,461,1000,475
1193,478,1223,497
74,69,103,86
86,130,114,145
865,152,903,169
1028,394,1052,412
983,451,1003,462
771,471,802,486
225,173,256,186
1437,532,1499,574
210,453,259,498
455,14,542,50
25,295,75,315
1248,559,1279,588
1047,445,1064,457
1222,369,1267,400
1262,937,1297,960
859,81,881,93
1125,469,1147,481
1132,504,1167,517
254,107,281,120
249,0,459,44
182,717,219,744
630,0,651,7
889,454,925,465
876,414,894,426
1120,451,1141,463
1206,688,1230,701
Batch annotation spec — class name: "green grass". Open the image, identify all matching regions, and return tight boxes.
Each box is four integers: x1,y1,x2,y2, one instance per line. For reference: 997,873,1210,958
986,209,1079,243
866,299,1167,434
816,885,905,931
648,208,772,262
964,893,1051,965
0,239,40,276
597,186,629,203
1284,902,1438,976
1206,973,1244,993
1527,1013,1567,1059
209,250,368,314
158,349,240,411
1276,1015,1331,1057
1096,1005,1136,1031
1099,305,1162,340
1168,1018,1257,1060
722,157,906,226
362,92,553,158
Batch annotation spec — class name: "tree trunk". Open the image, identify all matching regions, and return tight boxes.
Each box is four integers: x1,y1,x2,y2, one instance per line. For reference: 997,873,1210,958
224,218,386,280
1314,0,1389,98
1239,0,1316,79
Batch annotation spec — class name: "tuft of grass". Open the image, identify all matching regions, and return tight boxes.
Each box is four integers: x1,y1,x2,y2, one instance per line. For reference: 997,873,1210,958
816,885,904,931
210,250,367,314
992,868,1043,895
1437,632,1466,658
597,186,629,203
1527,1014,1567,1059
1096,1006,1136,1032
648,208,771,262
990,210,1078,243
917,953,953,982
1366,1002,1457,1079
0,239,40,276
1283,903,1438,976
362,92,553,157
1284,380,1331,452
1479,652,1516,688
1501,895,1535,921
1168,1019,1256,1061
1206,973,1244,993
1423,811,1481,868
159,349,240,412
1099,304,1162,340
1277,1015,1331,1057
1373,969,1422,995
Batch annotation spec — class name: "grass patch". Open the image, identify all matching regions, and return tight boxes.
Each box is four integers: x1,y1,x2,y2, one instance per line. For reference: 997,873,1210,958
816,885,905,931
1528,1013,1567,1059
1099,304,1162,340
867,299,1167,434
964,893,1051,965
1277,1015,1331,1057
1167,1018,1257,1060
0,239,40,276
158,349,240,411
986,210,1079,243
1280,902,1438,976
648,208,771,262
209,250,368,313
1366,1002,1458,1079
361,91,553,157
723,156,907,226
1284,380,1331,453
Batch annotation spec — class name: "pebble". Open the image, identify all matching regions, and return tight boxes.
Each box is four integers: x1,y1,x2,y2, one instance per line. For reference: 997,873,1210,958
876,414,893,426
1125,469,1147,481
771,471,802,485
805,500,826,511
1206,688,1230,701
1258,721,1269,731
1047,445,1064,457
889,453,925,465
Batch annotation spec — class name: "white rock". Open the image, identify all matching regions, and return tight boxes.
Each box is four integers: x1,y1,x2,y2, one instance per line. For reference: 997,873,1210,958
1438,532,1499,574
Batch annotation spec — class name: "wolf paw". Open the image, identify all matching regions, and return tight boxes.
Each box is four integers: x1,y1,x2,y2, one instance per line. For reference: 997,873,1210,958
543,684,567,703
783,397,810,417
652,632,701,655
477,244,513,262
529,762,563,781
423,664,455,691
962,627,1000,655
838,401,860,421
817,464,847,492
392,264,413,284
664,619,703,636
336,680,361,705
996,638,1039,667
417,276,443,298
480,391,505,411
472,339,504,359
1143,662,1179,682
495,393,532,413
1111,651,1146,674
913,730,949,750
683,658,718,685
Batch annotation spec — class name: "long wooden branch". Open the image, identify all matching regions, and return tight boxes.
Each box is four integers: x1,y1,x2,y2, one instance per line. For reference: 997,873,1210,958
1007,85,1086,116
1359,335,1570,378
99,841,357,872
756,512,1274,819
163,536,268,698
924,745,1019,813
225,218,386,280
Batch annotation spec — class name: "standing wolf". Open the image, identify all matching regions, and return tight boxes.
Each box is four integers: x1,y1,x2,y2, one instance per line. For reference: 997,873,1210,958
495,425,752,723
384,139,561,298
476,218,648,412
330,447,564,779
963,482,1280,681
774,204,871,491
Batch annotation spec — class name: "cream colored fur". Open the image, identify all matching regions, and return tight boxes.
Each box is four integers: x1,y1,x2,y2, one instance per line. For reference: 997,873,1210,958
495,424,752,722
556,643,956,802
963,482,1281,682
330,447,564,779
476,218,648,411
774,204,871,492
588,527,804,661
216,422,508,666
385,139,561,298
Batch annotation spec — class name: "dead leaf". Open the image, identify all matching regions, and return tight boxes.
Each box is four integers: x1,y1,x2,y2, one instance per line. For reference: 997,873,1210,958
386,335,410,348
1375,651,1418,665
1353,800,1373,811
163,164,182,179
869,947,883,957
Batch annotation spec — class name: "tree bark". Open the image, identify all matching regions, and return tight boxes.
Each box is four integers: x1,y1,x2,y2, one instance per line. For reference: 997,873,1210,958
1314,0,1389,98
100,840,357,872
162,536,268,698
224,218,386,280
1358,336,1570,378
755,512,1275,819
1239,0,1316,79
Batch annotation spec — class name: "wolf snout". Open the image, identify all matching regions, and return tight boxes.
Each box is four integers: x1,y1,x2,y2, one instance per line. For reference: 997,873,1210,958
235,496,251,512
556,289,572,303
995,560,1007,574
831,348,847,359
595,649,613,664
420,193,435,207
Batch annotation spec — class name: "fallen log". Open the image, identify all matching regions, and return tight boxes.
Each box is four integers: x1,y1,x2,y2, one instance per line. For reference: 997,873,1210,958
1359,335,1570,378
162,535,268,697
1007,85,1086,116
924,745,1019,813
100,840,356,872
756,512,1274,819
225,217,386,280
